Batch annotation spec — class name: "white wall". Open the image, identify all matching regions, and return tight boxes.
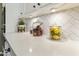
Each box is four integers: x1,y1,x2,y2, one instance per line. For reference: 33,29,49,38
6,3,24,33
5,3,48,33
28,7,79,41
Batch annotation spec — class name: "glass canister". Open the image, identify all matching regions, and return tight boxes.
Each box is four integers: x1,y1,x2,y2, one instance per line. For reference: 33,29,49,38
50,25,61,40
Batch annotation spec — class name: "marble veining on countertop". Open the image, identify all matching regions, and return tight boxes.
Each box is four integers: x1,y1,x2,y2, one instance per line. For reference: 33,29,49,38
4,32,79,56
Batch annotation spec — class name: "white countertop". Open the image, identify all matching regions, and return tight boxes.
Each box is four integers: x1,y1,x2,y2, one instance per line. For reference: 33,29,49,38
4,32,79,56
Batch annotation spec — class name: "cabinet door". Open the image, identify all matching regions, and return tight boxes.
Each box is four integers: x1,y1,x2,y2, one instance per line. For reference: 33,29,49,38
0,4,5,55
0,3,3,52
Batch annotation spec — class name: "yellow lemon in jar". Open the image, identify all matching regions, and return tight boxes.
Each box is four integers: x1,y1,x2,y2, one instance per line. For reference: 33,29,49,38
54,28,60,34
53,26,60,33
52,35,60,40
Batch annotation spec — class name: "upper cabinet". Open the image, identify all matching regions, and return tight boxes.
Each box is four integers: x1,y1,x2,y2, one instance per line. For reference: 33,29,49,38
18,3,49,17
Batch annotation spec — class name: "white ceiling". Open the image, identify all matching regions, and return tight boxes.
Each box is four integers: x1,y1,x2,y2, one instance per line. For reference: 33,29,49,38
21,3,79,19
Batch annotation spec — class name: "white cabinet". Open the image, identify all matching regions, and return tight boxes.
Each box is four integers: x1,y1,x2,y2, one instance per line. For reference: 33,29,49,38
4,40,16,56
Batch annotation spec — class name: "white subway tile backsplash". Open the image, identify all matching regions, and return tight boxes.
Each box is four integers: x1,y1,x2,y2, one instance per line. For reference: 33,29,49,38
26,7,79,41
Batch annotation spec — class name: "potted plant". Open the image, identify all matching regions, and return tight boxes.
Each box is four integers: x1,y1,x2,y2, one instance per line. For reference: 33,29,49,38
18,18,25,32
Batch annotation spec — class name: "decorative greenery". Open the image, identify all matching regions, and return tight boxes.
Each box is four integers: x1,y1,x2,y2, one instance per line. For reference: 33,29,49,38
18,18,25,25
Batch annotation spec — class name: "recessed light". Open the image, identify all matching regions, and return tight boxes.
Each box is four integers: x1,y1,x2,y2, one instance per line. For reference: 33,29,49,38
33,5,36,8
37,3,40,6
29,15,33,18
29,48,32,53
51,9,56,12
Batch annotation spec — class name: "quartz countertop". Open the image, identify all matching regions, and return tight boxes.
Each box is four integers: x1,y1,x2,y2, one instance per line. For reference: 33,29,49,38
4,32,79,56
